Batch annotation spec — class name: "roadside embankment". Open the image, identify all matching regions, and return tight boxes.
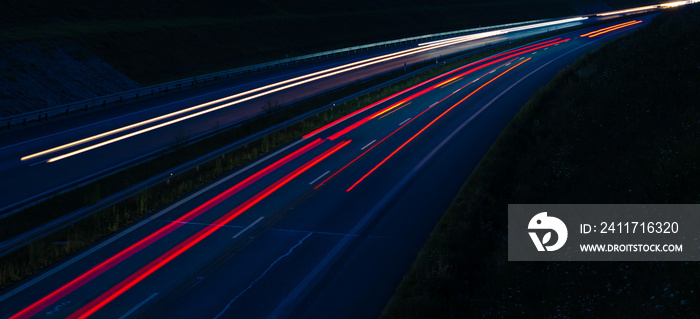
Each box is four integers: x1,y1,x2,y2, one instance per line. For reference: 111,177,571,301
382,4,700,318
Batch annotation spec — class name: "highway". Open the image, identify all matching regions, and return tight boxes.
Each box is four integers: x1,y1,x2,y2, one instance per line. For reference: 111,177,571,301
0,16,655,318
0,16,603,214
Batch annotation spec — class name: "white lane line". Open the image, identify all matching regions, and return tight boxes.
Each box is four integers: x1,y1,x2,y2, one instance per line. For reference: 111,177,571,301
309,171,330,185
214,232,313,319
360,140,376,150
268,228,359,237
269,37,605,319
118,292,159,319
29,161,44,167
233,217,265,239
399,118,411,126
532,52,538,55
544,47,549,50
0,138,307,303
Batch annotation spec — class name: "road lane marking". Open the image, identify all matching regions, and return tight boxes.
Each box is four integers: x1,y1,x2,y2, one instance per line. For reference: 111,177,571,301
360,140,376,150
272,38,603,317
346,57,531,192
309,171,330,185
65,141,350,319
28,161,44,167
214,232,313,319
0,138,306,305
399,118,411,126
118,293,159,319
313,56,517,190
233,217,265,238
3,34,594,318
268,228,359,237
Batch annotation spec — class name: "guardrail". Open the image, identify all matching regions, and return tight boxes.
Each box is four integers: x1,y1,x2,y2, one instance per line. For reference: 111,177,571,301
0,17,551,130
0,40,518,257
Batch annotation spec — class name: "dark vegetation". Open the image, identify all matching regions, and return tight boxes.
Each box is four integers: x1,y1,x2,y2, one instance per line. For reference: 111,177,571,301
1,0,657,84
0,35,569,289
382,4,700,318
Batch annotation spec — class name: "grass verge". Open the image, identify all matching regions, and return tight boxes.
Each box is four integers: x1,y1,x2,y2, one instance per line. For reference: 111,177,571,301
381,4,700,318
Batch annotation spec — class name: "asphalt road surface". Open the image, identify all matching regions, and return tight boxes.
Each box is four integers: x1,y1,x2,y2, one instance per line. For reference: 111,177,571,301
0,15,654,319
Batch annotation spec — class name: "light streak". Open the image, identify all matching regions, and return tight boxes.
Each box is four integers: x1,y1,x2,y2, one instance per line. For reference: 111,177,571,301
580,20,642,38
47,37,456,162
26,21,538,162
598,5,658,16
21,45,441,161
346,57,531,192
596,1,689,16
324,38,568,141
435,76,461,88
587,20,642,37
371,101,406,119
580,21,638,37
66,140,350,319
418,30,507,47
302,38,564,139
420,17,586,47
660,1,689,7
377,102,409,120
315,106,435,190
314,56,519,189
8,138,324,319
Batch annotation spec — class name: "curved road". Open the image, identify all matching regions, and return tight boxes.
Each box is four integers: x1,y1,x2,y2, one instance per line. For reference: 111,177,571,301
0,16,656,319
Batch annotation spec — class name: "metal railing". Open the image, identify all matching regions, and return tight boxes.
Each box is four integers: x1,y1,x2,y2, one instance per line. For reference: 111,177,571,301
0,18,551,130
0,40,521,256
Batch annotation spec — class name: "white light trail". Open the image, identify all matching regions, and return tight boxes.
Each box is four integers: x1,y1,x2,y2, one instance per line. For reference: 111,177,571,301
36,27,517,162
419,17,588,47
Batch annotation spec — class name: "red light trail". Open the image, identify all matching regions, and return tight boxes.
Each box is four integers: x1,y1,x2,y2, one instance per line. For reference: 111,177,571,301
9,139,325,319
66,140,350,318
347,57,532,192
